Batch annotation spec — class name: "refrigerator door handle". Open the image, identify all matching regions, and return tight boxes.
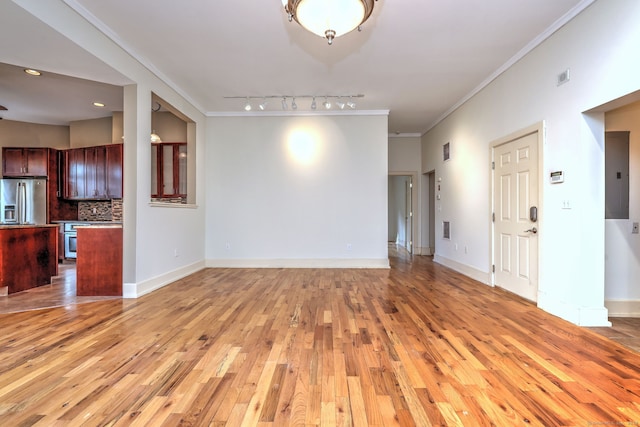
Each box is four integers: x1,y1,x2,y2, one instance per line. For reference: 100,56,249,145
17,182,26,224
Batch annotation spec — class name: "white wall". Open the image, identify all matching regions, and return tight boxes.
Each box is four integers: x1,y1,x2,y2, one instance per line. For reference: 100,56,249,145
422,0,640,326
605,101,640,315
388,135,422,252
16,0,208,296
205,114,389,268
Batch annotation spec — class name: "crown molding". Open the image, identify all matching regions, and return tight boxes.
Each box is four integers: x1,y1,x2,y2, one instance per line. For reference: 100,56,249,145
423,0,597,135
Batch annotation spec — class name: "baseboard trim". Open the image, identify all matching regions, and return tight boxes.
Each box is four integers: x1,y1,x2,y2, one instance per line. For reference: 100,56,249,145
605,299,640,318
205,258,390,269
432,255,490,285
537,291,611,326
123,260,206,298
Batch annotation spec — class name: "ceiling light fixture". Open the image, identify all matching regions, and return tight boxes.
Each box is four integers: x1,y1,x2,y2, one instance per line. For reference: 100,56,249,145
24,68,42,76
283,0,377,45
225,94,364,111
150,131,162,143
93,102,105,107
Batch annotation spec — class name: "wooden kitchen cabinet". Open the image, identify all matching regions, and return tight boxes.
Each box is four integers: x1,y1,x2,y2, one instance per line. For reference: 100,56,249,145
76,225,122,296
64,148,86,199
151,142,186,199
62,144,122,200
2,147,49,177
106,144,123,198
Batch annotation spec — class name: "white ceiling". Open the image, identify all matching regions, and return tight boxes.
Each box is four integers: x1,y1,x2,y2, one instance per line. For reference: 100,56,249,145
0,0,593,133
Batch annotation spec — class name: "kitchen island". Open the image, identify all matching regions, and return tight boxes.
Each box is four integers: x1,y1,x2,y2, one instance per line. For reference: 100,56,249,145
0,224,58,295
76,224,122,296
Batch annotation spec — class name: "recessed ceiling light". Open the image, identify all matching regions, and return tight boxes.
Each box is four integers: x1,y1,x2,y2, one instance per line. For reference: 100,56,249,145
93,102,105,107
24,68,42,76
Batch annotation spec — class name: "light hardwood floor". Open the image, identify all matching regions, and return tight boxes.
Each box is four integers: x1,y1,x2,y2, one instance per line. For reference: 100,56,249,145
0,249,639,425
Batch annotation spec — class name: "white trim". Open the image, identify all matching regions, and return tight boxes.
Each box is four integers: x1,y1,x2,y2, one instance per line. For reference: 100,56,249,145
389,133,422,138
207,109,390,118
62,0,205,113
206,258,390,269
423,0,596,135
606,299,640,318
433,254,490,285
148,202,199,209
537,290,611,326
123,260,206,298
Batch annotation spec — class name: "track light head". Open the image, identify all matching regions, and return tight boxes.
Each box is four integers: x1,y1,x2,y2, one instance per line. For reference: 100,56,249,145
323,97,331,109
311,97,317,110
244,98,252,111
292,98,298,110
281,97,288,110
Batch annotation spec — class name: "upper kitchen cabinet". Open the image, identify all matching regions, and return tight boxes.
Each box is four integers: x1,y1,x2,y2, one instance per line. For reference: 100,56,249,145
2,147,49,177
63,144,122,200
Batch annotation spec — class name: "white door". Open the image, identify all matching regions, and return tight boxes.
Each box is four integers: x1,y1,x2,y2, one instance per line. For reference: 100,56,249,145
493,132,539,301
405,178,413,253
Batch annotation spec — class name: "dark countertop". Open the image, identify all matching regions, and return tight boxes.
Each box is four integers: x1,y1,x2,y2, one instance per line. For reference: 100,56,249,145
52,220,123,224
0,224,59,230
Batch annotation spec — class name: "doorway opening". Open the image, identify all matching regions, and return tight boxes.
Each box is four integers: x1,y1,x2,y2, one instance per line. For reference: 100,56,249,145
388,174,415,254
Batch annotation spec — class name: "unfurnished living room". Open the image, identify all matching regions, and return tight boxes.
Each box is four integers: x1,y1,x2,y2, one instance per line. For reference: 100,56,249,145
1,0,640,425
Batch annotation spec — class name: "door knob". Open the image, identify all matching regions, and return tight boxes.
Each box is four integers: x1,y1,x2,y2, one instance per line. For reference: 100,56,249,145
524,227,538,234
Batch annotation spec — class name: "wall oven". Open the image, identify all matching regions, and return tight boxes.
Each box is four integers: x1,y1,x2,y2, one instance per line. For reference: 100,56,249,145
64,223,79,259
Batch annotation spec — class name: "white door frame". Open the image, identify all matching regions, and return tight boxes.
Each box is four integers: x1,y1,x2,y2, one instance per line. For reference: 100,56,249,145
389,171,419,255
490,122,545,291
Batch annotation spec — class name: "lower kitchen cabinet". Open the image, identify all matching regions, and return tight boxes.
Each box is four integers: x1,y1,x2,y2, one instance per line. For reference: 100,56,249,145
76,225,122,296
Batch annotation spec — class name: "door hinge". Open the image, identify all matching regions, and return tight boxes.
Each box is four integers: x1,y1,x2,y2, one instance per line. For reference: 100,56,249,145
492,212,495,222
492,264,495,273
492,161,495,170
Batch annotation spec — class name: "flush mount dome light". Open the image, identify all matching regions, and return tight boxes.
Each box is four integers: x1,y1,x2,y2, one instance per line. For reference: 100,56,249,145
283,0,376,45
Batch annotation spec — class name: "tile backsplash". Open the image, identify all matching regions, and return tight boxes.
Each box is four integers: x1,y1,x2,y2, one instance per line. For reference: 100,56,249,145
78,199,123,221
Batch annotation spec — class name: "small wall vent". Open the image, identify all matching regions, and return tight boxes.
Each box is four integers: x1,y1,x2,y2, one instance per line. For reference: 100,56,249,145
557,69,570,86
443,221,451,240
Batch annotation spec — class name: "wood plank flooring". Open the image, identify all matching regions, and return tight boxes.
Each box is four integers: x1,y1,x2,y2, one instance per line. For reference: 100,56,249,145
0,248,639,425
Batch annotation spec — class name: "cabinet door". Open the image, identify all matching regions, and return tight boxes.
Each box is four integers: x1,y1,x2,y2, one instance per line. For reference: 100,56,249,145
25,148,48,176
65,148,86,199
2,147,25,176
84,147,107,199
106,144,123,199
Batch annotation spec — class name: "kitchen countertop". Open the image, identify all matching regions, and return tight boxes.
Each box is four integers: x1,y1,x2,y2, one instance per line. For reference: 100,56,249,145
52,220,123,224
0,224,60,229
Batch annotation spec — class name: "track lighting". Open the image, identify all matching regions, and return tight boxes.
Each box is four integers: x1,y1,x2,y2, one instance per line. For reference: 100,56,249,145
225,94,364,111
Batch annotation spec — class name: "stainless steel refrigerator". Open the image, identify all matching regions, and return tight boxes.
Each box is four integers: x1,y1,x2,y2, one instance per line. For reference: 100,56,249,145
0,178,47,225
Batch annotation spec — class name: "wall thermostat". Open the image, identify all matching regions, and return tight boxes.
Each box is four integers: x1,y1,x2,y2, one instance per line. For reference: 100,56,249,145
550,170,564,184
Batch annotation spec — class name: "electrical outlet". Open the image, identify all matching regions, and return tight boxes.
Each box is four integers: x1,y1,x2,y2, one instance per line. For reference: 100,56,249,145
346,243,352,251
633,222,639,234
225,242,231,250
174,248,179,257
